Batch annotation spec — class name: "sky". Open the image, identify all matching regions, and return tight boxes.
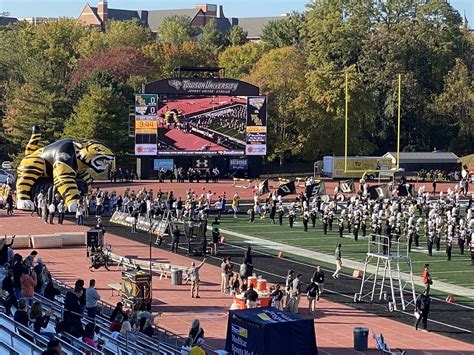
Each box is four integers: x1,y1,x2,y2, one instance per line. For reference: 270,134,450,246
0,0,472,24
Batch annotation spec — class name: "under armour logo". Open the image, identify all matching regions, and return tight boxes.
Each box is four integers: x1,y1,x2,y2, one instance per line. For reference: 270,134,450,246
195,159,209,168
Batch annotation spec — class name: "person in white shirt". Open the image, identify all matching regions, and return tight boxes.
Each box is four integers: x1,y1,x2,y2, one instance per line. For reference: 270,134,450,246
48,202,56,224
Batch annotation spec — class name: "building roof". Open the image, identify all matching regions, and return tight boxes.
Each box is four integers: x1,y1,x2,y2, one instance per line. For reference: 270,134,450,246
90,6,141,21
383,152,459,163
0,16,18,26
236,16,286,39
146,9,201,30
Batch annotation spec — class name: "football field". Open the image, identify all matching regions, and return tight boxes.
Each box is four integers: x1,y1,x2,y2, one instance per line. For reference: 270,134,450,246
215,214,474,300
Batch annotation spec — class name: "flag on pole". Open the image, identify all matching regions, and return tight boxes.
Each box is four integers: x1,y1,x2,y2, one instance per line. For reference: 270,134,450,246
258,179,270,195
339,179,355,193
277,181,297,197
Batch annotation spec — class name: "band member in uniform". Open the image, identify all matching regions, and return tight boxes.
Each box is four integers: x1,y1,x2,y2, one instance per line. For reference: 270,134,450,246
446,234,453,261
322,212,328,235
303,211,309,232
338,216,344,238
277,203,284,226
289,207,296,228
310,205,317,228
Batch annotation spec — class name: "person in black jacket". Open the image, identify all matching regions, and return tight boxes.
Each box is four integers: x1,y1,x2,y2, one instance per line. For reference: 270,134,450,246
312,265,325,296
243,245,252,265
74,279,86,314
30,301,54,340
109,302,124,322
306,279,320,315
414,289,431,332
63,286,84,337
12,254,24,300
2,269,17,316
0,235,15,266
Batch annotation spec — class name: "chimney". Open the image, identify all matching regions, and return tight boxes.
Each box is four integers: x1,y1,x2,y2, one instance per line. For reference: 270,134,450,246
217,5,225,18
98,0,108,25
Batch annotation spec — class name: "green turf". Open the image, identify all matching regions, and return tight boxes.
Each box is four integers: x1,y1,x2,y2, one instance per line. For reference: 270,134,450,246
216,215,474,294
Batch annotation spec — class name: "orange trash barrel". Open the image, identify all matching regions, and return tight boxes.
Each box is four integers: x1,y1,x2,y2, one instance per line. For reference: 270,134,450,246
248,276,258,288
257,279,267,292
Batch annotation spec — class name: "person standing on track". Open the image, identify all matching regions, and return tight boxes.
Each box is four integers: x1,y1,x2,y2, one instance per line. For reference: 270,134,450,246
170,225,180,254
312,265,324,295
232,193,240,219
414,289,431,332
332,244,342,279
284,270,294,309
188,259,206,298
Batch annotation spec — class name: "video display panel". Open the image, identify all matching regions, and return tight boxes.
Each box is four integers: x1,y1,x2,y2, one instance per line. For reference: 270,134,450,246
156,95,253,156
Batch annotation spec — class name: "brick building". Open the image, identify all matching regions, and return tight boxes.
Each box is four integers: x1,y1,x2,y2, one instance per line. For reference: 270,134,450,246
77,1,286,40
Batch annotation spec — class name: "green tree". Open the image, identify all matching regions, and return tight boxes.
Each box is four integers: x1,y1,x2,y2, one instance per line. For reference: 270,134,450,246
64,85,132,159
199,19,229,54
261,12,305,49
218,42,267,79
227,25,247,46
245,47,309,162
157,15,200,45
432,59,474,154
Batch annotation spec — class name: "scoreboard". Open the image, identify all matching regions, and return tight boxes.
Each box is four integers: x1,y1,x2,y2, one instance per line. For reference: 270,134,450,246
135,94,158,155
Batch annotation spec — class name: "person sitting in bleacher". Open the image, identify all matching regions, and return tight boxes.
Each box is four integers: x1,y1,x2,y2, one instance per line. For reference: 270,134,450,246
109,301,124,322
44,281,61,302
82,322,98,352
30,301,55,340
118,313,138,342
109,313,123,332
41,339,62,355
140,318,154,337
13,297,29,327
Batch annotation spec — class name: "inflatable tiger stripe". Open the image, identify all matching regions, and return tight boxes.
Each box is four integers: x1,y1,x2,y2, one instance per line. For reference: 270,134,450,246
16,126,114,211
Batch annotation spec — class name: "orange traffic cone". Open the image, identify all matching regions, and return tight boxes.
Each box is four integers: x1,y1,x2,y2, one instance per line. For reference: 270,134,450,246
277,251,284,259
445,295,456,303
220,236,226,244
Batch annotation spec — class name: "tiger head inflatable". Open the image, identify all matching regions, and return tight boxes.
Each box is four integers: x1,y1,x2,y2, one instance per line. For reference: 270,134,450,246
74,141,114,173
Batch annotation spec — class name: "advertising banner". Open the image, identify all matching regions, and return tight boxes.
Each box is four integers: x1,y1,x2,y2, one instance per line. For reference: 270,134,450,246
246,96,267,156
229,158,248,171
153,159,174,171
135,94,158,156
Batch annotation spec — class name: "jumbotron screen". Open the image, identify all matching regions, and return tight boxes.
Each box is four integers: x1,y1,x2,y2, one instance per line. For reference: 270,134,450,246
155,95,267,156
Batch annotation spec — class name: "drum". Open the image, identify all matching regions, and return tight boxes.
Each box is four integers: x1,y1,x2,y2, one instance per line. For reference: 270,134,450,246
248,276,258,288
257,279,267,292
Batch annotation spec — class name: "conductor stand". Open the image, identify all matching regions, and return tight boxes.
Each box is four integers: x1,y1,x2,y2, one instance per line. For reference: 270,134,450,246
354,234,415,312
87,227,111,271
184,219,206,256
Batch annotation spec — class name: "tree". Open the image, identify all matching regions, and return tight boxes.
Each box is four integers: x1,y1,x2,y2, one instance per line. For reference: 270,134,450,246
141,41,216,79
432,59,474,154
227,25,247,46
245,47,309,162
69,46,155,87
157,15,200,45
64,85,132,159
218,42,267,79
199,19,229,54
261,12,305,49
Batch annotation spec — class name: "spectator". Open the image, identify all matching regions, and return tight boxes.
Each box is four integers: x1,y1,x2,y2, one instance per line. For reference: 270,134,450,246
190,337,206,355
171,225,180,253
109,313,123,332
63,286,84,337
13,298,29,327
220,257,228,293
306,278,320,315
140,318,154,337
120,315,137,342
284,270,294,310
26,250,38,265
244,284,258,309
85,279,101,319
12,254,24,300
289,274,302,313
230,272,240,296
42,339,62,355
187,259,206,298
188,319,204,346
271,284,284,311
33,258,46,294
30,301,55,340
109,302,124,322
57,200,66,224
20,267,37,306
48,202,55,224
82,322,98,352
312,265,325,296
75,279,87,314
181,337,192,355
44,282,61,302
0,235,15,266
2,268,17,316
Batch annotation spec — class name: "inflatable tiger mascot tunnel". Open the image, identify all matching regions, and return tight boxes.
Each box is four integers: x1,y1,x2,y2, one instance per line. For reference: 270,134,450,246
16,126,114,212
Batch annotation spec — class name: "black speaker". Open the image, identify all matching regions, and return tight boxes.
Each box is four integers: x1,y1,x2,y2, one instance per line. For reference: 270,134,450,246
87,229,104,248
